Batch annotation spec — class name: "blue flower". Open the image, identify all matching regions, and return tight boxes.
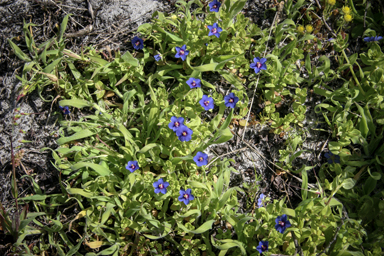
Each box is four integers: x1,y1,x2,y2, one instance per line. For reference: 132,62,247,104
207,23,222,38
178,188,195,205
256,241,269,254
275,214,292,234
209,0,221,12
175,44,189,61
257,193,266,207
132,36,144,50
324,152,340,164
363,36,383,42
193,152,208,167
224,92,239,108
126,161,139,173
59,106,70,115
199,95,214,110
250,57,267,74
186,77,201,89
175,125,193,142
168,116,185,132
153,178,170,194
154,54,162,61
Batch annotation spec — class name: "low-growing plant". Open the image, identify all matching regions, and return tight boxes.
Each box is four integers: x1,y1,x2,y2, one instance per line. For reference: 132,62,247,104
5,0,384,255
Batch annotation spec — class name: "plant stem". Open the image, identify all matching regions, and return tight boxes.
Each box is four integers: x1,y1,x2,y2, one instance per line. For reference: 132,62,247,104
341,49,365,96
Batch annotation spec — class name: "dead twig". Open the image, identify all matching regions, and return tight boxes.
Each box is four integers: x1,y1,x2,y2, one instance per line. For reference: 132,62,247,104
65,24,93,38
47,0,84,29
206,147,247,168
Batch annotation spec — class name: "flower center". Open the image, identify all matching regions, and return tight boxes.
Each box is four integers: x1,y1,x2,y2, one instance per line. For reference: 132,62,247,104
229,98,234,103
262,245,266,251
174,121,180,127
191,81,196,86
256,62,262,68
159,184,164,189
212,28,217,34
184,194,189,199
213,4,217,8
131,164,136,169
199,157,203,161
182,131,187,136
204,101,210,106
135,41,140,46
179,49,185,55
279,221,285,226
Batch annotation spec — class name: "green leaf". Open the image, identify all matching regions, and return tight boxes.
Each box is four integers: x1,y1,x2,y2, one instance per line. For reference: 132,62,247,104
355,103,369,138
20,194,48,201
218,188,235,209
177,209,202,218
281,208,296,217
154,25,183,42
137,23,152,34
342,178,356,190
18,212,45,231
214,173,224,197
71,162,111,176
57,129,96,145
349,53,358,65
59,99,93,109
265,54,282,74
368,167,381,180
211,128,233,145
177,220,214,234
220,72,243,89
188,181,210,191
58,14,71,43
137,143,158,154
211,237,247,256
89,56,109,66
301,168,308,200
371,68,383,83
228,0,247,21
117,124,138,149
187,57,218,71
101,203,115,225
363,177,377,195
43,57,62,73
7,39,31,61
121,51,139,66
67,188,95,198
67,62,82,81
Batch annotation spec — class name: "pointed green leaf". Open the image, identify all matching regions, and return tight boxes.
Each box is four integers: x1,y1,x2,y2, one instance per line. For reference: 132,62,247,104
177,220,214,234
8,39,31,61
71,162,110,176
57,129,96,145
59,14,71,43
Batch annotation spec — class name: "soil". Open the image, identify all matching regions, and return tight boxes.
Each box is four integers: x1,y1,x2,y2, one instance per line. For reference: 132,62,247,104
0,0,330,254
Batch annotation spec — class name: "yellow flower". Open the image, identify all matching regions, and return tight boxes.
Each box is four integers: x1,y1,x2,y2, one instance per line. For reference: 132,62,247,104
328,0,336,5
297,25,305,33
342,6,351,14
344,14,353,22
306,25,314,33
